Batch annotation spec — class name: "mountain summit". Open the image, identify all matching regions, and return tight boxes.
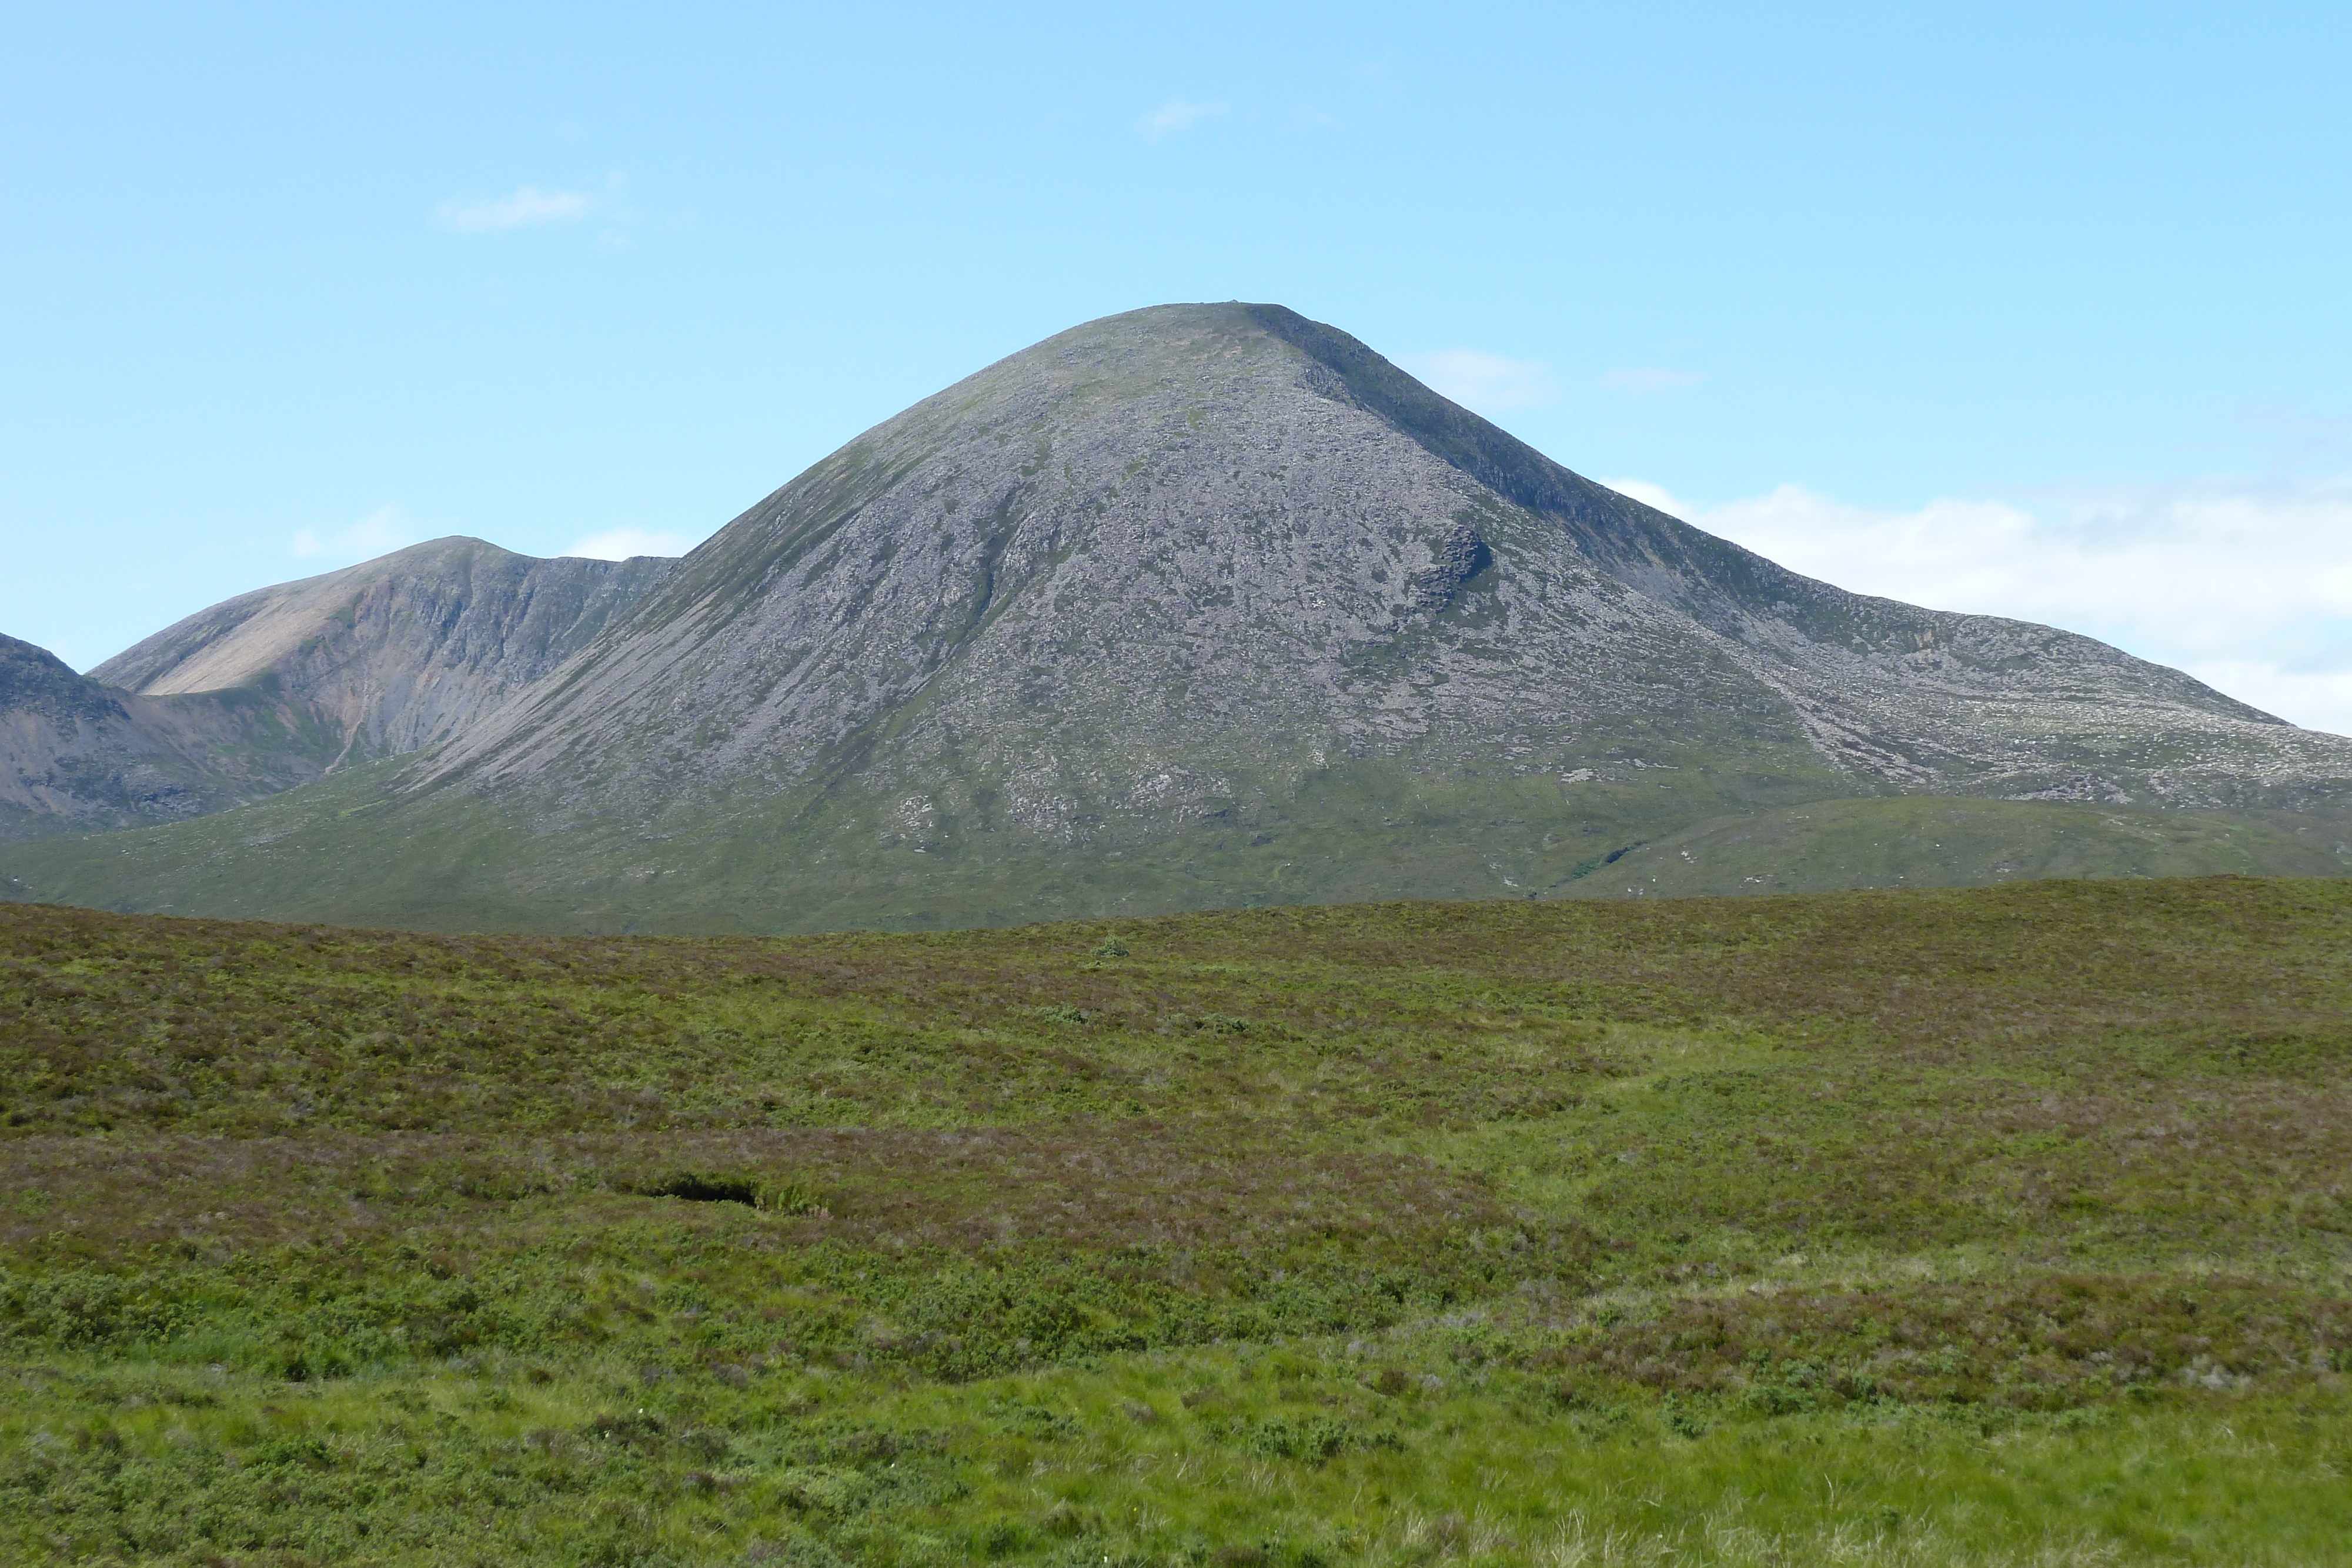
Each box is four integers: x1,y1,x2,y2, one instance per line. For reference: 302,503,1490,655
415,304,2330,811
7,304,2350,928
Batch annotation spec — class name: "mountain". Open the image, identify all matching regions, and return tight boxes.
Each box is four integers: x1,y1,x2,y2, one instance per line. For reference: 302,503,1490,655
92,537,675,764
6,303,2350,928
0,632,340,838
0,539,673,844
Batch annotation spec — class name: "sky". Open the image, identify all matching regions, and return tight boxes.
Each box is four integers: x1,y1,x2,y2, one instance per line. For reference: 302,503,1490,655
4,2,2348,731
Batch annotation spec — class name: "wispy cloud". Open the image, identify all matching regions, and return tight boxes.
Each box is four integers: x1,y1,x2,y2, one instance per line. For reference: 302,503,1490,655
1605,474,2352,737
292,505,419,562
1601,366,1704,393
1140,99,1229,139
435,185,590,233
434,174,629,235
563,527,697,561
1401,349,1559,412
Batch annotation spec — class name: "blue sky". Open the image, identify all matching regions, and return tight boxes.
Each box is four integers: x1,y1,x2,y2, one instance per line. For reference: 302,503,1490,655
5,3,2349,729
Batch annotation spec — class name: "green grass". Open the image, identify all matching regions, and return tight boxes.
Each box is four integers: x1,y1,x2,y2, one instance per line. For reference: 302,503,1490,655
9,736,2346,937
1576,797,2352,899
0,744,1840,934
5,877,2352,1564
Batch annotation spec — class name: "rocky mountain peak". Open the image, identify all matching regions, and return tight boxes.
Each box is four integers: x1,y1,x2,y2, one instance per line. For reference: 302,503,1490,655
412,303,2319,829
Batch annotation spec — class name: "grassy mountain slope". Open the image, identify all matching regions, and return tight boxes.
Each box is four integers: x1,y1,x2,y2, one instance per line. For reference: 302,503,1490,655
0,746,1835,933
8,765,2348,934
6,877,2351,1564
1561,795,2352,900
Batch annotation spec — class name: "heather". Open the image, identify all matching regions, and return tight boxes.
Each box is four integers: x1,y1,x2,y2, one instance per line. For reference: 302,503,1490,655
4,875,2350,1565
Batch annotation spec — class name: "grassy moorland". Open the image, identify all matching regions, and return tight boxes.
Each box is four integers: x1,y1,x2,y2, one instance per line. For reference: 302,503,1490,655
4,877,2351,1566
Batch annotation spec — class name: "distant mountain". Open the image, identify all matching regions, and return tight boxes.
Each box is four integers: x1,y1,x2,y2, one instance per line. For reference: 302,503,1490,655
6,304,2348,927
0,632,338,838
0,539,671,844
93,537,674,763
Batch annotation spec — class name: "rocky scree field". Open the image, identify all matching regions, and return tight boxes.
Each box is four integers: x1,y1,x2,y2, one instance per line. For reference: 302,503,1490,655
4,875,2352,1565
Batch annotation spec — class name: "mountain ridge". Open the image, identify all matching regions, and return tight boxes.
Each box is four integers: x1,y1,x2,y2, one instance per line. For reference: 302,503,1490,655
0,538,674,843
93,536,675,761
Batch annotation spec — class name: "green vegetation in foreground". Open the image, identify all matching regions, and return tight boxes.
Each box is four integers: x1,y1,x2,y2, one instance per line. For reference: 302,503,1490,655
4,876,2352,1565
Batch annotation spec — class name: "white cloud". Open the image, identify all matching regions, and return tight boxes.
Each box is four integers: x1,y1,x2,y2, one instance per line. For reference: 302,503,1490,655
1602,477,1685,514
1603,474,2352,737
1401,349,1559,412
563,527,695,561
1140,99,1229,139
292,505,419,561
435,185,589,233
434,174,629,235
1600,366,1703,393
2186,660,2352,740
